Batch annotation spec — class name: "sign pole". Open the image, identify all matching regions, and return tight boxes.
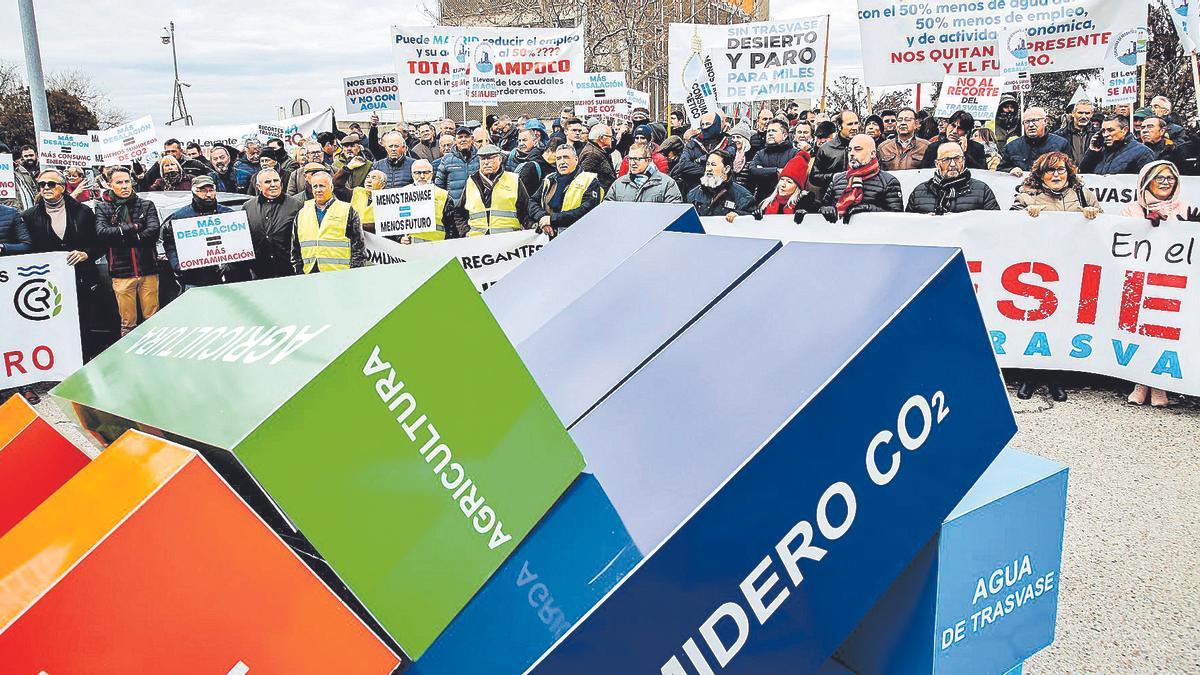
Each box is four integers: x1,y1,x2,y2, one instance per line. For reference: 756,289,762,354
915,83,922,111
1192,53,1200,121
461,101,467,124
820,14,831,112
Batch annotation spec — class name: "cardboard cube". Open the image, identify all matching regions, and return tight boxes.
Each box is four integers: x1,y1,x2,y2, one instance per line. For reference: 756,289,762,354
51,261,584,659
0,430,400,672
0,394,89,537
503,233,1017,674
837,448,1068,675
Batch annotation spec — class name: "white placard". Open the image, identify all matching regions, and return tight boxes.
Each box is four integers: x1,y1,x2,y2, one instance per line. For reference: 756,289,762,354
934,74,1003,121
0,252,83,387
344,73,401,115
171,211,255,270
94,115,159,165
627,88,650,112
574,72,630,119
1102,27,1146,106
856,0,1140,87
0,154,15,200
373,185,437,236
705,15,828,104
365,229,548,292
37,132,94,169
997,24,1033,93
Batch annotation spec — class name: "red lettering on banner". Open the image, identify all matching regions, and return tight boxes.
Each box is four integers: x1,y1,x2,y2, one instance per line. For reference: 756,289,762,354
1077,263,1102,325
31,346,54,371
967,260,982,293
3,351,25,376
997,262,1059,321
1119,271,1187,341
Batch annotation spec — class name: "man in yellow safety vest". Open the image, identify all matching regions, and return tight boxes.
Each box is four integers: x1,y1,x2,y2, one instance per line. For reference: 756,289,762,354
451,144,530,237
295,170,365,273
349,169,387,233
530,138,605,236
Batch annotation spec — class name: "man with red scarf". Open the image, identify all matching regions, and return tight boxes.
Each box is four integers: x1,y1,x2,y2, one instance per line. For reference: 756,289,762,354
818,134,904,223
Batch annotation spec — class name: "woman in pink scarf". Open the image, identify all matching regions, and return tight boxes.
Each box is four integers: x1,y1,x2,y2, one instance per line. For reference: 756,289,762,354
1120,160,1196,407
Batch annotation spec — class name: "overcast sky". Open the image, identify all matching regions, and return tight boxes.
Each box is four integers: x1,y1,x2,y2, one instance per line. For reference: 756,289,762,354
0,0,871,127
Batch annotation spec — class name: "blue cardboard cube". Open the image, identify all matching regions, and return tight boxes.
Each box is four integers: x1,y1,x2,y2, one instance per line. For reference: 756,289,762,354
837,448,1068,675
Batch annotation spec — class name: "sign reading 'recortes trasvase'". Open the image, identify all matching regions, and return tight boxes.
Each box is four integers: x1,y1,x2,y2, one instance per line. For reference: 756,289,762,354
51,260,585,661
170,211,256,270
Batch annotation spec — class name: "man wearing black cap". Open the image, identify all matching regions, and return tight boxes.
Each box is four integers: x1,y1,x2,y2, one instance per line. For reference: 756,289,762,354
451,144,529,237
161,175,234,293
436,125,481,202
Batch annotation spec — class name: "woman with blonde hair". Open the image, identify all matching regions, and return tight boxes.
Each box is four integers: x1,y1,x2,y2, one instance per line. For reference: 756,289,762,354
149,154,192,191
1120,160,1199,407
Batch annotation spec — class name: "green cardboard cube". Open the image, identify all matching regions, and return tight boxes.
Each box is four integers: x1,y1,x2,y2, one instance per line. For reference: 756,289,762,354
52,261,584,660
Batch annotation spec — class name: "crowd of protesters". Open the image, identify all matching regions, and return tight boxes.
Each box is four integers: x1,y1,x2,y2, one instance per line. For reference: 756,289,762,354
2,93,1196,408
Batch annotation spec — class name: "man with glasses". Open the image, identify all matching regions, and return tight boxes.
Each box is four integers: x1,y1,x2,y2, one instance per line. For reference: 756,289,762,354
877,107,930,171
880,110,898,140
241,168,301,279
94,166,161,336
372,131,414,189
606,144,683,203
906,142,999,215
1149,96,1187,142
287,143,329,196
921,110,988,170
161,176,233,292
1080,115,1156,175
1139,117,1186,165
1053,100,1099,165
402,159,454,243
579,124,617,190
999,107,1070,177
409,123,442,164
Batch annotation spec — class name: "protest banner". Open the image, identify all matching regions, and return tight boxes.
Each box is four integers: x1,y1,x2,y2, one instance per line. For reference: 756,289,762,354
170,211,255,270
254,109,335,150
373,185,437,236
167,109,336,153
574,72,629,119
344,73,400,115
466,26,584,104
94,115,159,165
856,0,1131,86
704,15,829,103
703,212,1198,395
36,132,93,169
1168,0,1197,52
364,230,548,291
170,122,262,150
891,168,1200,215
627,87,650,112
997,24,1032,93
677,28,720,125
0,155,15,201
935,74,1003,120
1102,27,1147,107
392,25,472,101
0,252,83,389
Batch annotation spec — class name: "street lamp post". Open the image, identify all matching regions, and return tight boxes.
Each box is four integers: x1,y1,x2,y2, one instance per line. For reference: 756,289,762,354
18,0,51,134
162,21,193,125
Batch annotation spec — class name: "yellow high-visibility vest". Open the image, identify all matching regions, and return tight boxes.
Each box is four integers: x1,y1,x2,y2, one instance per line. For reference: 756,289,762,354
350,187,375,226
542,171,602,214
465,172,521,236
412,185,449,242
297,199,352,273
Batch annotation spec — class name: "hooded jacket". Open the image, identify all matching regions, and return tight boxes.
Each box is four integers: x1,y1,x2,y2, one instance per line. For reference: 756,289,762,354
993,94,1021,151
675,131,733,197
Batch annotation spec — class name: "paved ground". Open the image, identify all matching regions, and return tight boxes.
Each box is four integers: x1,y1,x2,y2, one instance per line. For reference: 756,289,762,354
26,375,1200,673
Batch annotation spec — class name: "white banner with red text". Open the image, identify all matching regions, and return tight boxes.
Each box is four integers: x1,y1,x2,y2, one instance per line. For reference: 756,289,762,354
1,252,83,388
703,212,1197,394
364,230,549,291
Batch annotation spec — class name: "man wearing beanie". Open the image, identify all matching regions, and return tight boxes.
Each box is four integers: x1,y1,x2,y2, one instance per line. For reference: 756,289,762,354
161,174,235,292
617,124,669,176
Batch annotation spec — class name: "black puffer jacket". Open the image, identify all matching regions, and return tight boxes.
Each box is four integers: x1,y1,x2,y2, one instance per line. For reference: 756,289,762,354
905,174,1000,215
819,170,905,213
94,194,161,279
809,134,850,193
747,142,799,201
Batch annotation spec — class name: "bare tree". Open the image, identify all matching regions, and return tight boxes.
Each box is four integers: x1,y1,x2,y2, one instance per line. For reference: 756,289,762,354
826,76,867,114
47,69,128,128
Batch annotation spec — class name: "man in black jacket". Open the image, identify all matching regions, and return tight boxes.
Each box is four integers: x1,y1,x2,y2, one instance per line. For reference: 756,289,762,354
920,110,989,171
998,107,1070,177
809,110,860,195
93,167,161,336
686,151,756,221
1053,100,1099,165
819,135,904,222
747,120,800,201
529,141,604,235
161,176,232,292
1140,117,1187,165
906,142,1000,214
240,168,301,279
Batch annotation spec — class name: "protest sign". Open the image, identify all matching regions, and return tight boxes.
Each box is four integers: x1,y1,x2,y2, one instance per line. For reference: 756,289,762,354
364,230,548,291
170,211,255,270
574,72,629,119
998,24,1032,93
856,0,1131,86
935,74,1003,120
94,115,158,165
254,109,335,150
0,252,83,388
704,15,829,103
627,87,650,112
0,154,15,201
171,122,261,150
37,132,93,169
373,185,437,236
391,25,471,101
344,73,400,115
1168,0,1197,52
1102,27,1147,106
703,212,1198,395
676,28,720,125
168,109,335,153
466,26,584,104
